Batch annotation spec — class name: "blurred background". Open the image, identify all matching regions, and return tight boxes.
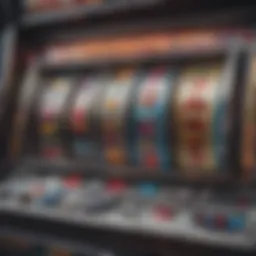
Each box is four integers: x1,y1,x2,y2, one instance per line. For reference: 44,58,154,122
0,0,256,255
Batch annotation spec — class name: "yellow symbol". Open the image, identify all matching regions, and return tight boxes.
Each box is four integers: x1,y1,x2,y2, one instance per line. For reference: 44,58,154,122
103,119,120,132
106,148,125,164
116,69,134,80
106,100,119,110
41,122,57,134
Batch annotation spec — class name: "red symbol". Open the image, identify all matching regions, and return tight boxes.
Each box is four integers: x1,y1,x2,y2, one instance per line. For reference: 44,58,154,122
43,147,62,158
144,154,158,168
185,120,206,132
139,123,154,135
72,110,86,133
194,78,208,91
141,93,156,107
187,137,204,152
191,151,204,165
42,110,54,120
183,99,206,111
73,110,84,122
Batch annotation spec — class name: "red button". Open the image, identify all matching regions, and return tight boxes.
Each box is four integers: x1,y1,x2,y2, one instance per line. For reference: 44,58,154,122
154,206,173,220
106,180,126,192
215,214,227,229
64,176,82,189
43,147,62,158
196,213,204,224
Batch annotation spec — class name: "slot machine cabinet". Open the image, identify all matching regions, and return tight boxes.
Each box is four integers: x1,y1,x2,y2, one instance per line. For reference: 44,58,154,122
2,0,256,254
2,29,255,255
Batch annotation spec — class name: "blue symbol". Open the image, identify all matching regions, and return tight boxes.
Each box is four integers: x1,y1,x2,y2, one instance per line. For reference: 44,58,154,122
74,140,90,155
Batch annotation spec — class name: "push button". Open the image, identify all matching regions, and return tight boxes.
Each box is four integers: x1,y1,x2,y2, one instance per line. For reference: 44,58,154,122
215,214,227,230
40,190,64,207
154,206,173,221
195,213,204,225
106,180,126,193
138,183,158,197
63,176,82,189
228,214,245,232
204,215,214,229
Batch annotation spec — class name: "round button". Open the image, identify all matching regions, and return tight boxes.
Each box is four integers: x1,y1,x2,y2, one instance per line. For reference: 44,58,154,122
154,206,173,221
215,214,227,229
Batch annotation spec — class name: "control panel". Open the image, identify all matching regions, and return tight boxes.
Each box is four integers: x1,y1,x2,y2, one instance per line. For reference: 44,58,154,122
0,176,255,248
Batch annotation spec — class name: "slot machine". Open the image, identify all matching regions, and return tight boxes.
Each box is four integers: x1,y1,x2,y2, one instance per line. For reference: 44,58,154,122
3,28,255,254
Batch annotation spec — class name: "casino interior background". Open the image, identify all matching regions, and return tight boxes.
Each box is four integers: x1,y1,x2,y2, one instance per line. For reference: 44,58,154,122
1,0,256,255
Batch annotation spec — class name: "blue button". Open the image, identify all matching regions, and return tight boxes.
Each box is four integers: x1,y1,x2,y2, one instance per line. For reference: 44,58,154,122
228,214,245,231
204,215,214,229
138,183,158,197
40,190,64,207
